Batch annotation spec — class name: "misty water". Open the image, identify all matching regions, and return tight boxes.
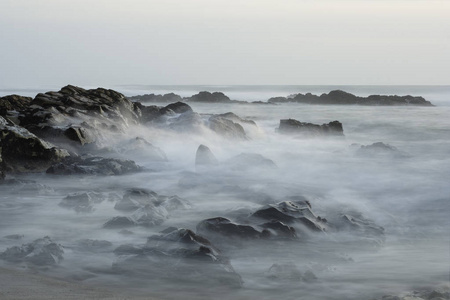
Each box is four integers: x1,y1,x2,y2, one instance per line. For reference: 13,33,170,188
1,86,449,299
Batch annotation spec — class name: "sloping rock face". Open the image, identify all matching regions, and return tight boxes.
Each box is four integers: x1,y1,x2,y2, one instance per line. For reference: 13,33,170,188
268,90,433,106
187,91,231,103
278,119,344,137
0,116,69,172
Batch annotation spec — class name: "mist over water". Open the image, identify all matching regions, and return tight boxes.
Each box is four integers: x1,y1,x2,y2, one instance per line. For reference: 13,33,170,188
0,86,449,299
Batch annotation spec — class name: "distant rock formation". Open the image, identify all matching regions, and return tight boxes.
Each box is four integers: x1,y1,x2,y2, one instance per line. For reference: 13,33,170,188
187,91,231,103
269,90,433,106
278,119,344,137
128,93,183,103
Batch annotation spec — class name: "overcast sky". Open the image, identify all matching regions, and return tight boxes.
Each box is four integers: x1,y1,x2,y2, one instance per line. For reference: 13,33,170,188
1,0,449,87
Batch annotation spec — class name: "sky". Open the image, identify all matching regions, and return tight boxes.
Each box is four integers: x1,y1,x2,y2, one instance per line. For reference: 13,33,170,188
0,0,449,87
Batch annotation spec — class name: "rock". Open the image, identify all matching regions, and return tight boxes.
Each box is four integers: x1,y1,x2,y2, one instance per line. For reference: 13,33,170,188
356,142,410,158
158,195,192,211
266,263,303,281
252,200,327,232
0,178,54,195
188,91,231,103
0,236,64,266
160,102,193,114
0,95,32,118
196,217,267,239
46,156,141,175
128,93,183,103
0,116,70,173
208,115,247,140
59,192,113,212
268,90,433,106
117,137,167,162
260,220,297,239
278,118,344,137
131,204,169,227
167,111,205,132
113,227,243,287
214,112,257,127
0,149,4,180
225,153,277,171
115,188,159,212
103,216,136,228
195,144,218,168
3,234,24,240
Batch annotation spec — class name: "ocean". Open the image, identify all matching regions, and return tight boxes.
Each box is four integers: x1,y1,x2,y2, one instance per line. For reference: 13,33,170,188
0,85,449,299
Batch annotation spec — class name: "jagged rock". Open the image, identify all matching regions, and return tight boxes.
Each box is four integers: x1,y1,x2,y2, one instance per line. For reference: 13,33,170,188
0,149,4,180
188,91,231,103
214,112,257,126
0,236,64,266
260,220,297,239
355,142,409,158
160,101,193,114
59,192,116,212
0,95,32,118
167,111,205,132
131,204,169,227
133,103,161,123
197,217,268,239
46,156,140,175
208,115,247,140
225,153,277,171
113,227,243,287
0,116,70,173
278,118,344,137
195,144,218,168
252,200,327,232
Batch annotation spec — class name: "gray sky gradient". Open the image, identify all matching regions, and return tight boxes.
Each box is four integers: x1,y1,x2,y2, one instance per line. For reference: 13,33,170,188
1,0,449,87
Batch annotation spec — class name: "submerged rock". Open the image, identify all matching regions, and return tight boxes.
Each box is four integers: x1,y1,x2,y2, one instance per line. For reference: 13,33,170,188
0,236,64,266
225,153,277,171
266,263,317,282
278,118,344,137
355,142,410,158
187,91,231,103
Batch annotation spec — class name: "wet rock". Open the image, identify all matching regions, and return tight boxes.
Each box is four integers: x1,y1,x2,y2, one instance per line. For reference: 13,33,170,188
214,112,257,127
252,200,327,232
0,116,70,173
167,111,205,132
0,95,32,117
0,236,64,266
208,115,247,140
160,101,192,114
128,93,183,103
131,205,169,227
197,217,266,239
266,263,303,281
195,144,218,168
103,216,136,228
278,118,344,137
188,91,231,103
3,234,24,240
158,195,192,211
114,188,159,211
355,142,410,158
225,153,277,171
46,156,141,175
260,220,297,239
59,192,113,212
0,178,54,195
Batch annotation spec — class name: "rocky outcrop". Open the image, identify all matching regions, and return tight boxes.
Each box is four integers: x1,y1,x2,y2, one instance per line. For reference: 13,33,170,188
278,119,344,137
355,142,410,158
0,95,32,118
208,115,247,140
268,90,434,106
128,93,183,103
187,91,231,103
0,116,70,173
0,236,64,266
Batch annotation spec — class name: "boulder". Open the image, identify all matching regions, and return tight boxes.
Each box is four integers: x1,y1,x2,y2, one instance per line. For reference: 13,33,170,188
355,142,409,158
128,93,183,103
160,101,193,114
131,204,169,227
103,216,136,229
208,115,247,140
278,118,344,137
195,144,218,168
196,217,267,239
0,116,70,173
0,236,64,266
46,156,140,176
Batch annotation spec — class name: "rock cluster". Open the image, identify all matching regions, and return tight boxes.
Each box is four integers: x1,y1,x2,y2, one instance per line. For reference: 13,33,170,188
278,118,344,137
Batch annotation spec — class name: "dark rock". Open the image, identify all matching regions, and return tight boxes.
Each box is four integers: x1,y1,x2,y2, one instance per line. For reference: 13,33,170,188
214,112,257,126
133,103,161,123
128,93,183,103
46,156,141,176
196,217,266,239
225,153,277,171
188,91,231,103
114,188,158,211
166,111,205,132
260,220,297,239
64,126,96,146
195,144,218,168
208,115,247,140
160,102,192,114
0,236,64,266
334,212,385,237
278,118,344,137
252,200,327,232
268,90,433,106
0,116,70,173
103,216,136,228
0,95,32,118
356,142,409,158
